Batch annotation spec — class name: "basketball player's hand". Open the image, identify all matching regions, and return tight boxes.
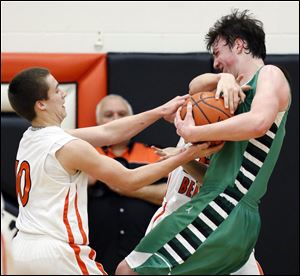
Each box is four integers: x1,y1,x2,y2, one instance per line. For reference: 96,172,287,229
216,73,252,114
161,94,189,123
174,102,195,142
151,146,185,161
186,141,224,160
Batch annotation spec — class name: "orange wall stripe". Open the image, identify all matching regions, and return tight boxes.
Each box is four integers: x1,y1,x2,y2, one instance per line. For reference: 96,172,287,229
1,53,107,128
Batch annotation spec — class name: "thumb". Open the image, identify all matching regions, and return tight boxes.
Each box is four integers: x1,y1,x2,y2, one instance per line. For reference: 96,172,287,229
241,85,252,91
186,102,194,119
236,74,243,84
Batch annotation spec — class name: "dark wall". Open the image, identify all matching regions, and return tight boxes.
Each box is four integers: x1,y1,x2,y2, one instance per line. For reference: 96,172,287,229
107,52,299,275
107,53,213,148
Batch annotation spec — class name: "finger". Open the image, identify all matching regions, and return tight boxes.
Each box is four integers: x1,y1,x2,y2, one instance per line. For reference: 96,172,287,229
223,90,229,109
229,92,234,114
241,85,252,91
151,145,161,151
215,86,222,99
197,142,210,150
181,94,190,100
207,142,225,153
185,102,193,120
175,107,182,123
238,88,246,103
233,92,239,112
236,74,243,84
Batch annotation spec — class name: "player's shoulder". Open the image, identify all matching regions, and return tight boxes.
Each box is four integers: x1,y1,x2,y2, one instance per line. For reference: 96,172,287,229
61,138,91,152
260,64,288,80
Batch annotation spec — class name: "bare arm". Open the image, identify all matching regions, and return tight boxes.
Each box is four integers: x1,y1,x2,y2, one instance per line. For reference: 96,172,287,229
66,95,188,147
152,145,209,184
182,160,208,184
176,66,290,143
56,139,222,193
116,183,167,206
189,73,221,93
189,73,251,114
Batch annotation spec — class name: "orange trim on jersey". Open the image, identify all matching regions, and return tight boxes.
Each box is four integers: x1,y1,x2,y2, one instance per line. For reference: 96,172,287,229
63,189,89,275
256,261,264,275
74,189,88,245
152,201,168,224
16,161,32,207
89,249,108,275
1,233,7,275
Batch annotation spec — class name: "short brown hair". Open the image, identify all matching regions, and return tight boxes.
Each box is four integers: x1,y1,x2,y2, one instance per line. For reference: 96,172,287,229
8,67,50,121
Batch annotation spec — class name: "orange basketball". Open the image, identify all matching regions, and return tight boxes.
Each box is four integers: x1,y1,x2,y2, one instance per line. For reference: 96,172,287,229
180,91,232,145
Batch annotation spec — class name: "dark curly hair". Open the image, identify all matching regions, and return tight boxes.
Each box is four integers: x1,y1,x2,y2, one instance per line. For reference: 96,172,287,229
205,9,266,60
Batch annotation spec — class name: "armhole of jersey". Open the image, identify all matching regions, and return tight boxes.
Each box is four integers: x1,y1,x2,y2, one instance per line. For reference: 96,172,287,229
45,137,78,182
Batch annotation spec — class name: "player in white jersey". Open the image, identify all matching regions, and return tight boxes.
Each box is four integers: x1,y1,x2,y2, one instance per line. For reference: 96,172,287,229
130,137,263,275
8,67,223,275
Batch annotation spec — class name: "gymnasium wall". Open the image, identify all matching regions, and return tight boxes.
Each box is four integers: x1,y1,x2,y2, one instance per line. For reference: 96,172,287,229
1,1,299,275
1,1,299,54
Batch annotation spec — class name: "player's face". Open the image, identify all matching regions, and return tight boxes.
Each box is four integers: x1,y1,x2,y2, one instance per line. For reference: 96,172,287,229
212,37,238,76
44,74,67,123
99,98,130,124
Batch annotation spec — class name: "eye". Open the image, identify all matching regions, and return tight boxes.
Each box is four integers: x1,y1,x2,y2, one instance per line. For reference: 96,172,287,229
118,112,127,117
104,112,113,118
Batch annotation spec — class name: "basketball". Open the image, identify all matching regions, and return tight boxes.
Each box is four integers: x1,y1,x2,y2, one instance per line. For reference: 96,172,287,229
180,91,233,145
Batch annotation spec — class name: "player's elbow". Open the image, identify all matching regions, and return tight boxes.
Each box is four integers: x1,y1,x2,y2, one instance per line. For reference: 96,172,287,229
189,80,198,94
251,117,271,138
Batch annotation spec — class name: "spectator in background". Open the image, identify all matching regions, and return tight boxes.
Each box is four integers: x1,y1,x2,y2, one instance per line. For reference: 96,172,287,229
88,95,168,275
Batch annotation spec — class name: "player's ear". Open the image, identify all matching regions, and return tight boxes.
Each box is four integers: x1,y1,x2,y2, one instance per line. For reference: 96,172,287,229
235,38,245,54
35,100,47,111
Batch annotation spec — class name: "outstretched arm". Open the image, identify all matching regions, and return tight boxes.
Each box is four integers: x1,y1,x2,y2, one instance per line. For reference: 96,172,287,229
56,139,223,193
115,183,168,206
152,145,209,184
66,95,188,147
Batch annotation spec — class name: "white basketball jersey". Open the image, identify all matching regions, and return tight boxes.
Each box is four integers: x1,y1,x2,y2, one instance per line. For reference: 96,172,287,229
146,137,199,233
15,126,89,245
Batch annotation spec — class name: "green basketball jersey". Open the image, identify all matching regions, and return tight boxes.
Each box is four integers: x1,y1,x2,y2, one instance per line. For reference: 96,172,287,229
126,68,290,275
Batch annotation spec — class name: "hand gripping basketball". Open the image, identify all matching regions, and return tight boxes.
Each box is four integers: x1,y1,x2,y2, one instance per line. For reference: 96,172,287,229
180,91,233,145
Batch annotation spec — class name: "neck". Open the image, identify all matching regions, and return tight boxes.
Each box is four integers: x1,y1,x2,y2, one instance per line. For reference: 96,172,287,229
239,58,264,85
31,117,61,129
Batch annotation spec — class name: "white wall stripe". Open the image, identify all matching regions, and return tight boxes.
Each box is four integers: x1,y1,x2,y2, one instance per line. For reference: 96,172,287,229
188,224,206,243
198,213,217,231
175,234,196,255
249,139,270,154
234,179,248,194
220,193,238,206
240,166,256,182
244,151,263,168
209,201,228,219
164,243,184,265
